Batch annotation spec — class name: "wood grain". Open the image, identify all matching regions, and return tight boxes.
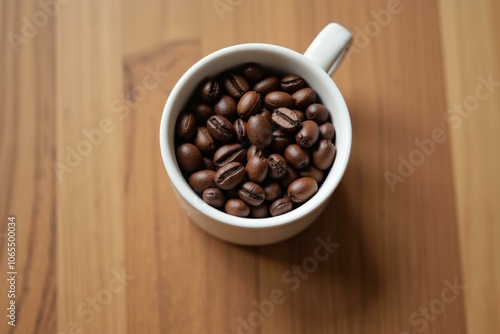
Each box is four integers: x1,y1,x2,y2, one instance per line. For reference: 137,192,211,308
438,0,500,333
0,0,497,333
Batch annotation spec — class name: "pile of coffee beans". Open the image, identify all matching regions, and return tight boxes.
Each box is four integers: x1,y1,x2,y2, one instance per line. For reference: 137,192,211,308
175,63,336,218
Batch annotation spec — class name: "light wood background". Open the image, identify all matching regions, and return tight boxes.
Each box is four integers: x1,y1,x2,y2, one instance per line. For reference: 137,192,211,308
0,0,498,333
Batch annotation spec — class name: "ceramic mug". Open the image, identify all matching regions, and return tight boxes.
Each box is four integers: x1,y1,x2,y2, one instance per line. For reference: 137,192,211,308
160,23,352,245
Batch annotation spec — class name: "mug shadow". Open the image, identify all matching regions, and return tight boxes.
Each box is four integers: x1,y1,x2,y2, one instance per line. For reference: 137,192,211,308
223,182,385,330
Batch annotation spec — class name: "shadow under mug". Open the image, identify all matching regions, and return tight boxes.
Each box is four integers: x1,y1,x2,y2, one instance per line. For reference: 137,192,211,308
160,23,353,245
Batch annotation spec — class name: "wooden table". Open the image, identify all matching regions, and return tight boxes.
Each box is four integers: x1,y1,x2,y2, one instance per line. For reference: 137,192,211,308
1,0,498,333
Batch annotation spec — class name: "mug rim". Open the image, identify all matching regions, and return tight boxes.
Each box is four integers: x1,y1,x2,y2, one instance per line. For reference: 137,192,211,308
159,43,351,229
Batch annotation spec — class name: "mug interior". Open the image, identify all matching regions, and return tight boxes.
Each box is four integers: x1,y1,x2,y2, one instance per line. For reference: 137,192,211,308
160,43,351,228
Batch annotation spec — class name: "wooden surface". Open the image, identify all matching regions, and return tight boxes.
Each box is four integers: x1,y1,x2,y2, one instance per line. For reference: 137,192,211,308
0,0,498,333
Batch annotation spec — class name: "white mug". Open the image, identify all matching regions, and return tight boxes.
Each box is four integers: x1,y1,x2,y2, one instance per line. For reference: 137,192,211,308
160,23,352,245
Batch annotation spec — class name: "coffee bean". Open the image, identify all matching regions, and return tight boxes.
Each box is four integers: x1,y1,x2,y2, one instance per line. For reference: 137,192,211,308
190,103,214,124
306,103,329,123
294,110,306,122
175,112,196,141
234,119,247,142
263,180,282,201
267,153,287,179
270,198,293,216
312,140,336,170
236,91,261,120
292,88,316,109
240,63,264,82
222,72,249,99
281,75,305,93
260,108,272,123
214,95,237,122
299,165,324,183
247,114,273,149
198,78,221,103
295,120,319,148
270,129,292,153
225,198,250,217
250,203,269,218
213,143,246,169
253,76,280,97
238,181,265,206
194,126,218,156
264,91,293,110
207,115,234,142
247,145,268,160
188,170,216,193
176,143,203,172
272,107,301,132
214,162,245,190
287,177,318,203
202,187,226,208
203,157,216,170
319,122,335,140
245,156,268,183
284,144,310,169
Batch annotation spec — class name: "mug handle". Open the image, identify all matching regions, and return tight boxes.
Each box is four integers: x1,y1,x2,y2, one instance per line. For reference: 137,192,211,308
304,23,353,75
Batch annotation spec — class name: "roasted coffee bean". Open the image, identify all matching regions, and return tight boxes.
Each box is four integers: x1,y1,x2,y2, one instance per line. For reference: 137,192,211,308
247,114,273,149
284,144,310,169
287,177,318,203
245,156,268,183
272,107,301,132
247,145,268,160
214,95,237,122
264,91,293,110
295,120,319,148
294,110,306,122
234,119,247,142
188,170,216,193
213,143,246,169
250,203,269,218
237,91,261,120
253,76,280,97
225,198,250,217
299,165,325,183
190,103,214,124
270,198,293,216
263,180,282,201
312,140,336,170
176,143,203,172
222,72,249,99
203,157,216,170
198,78,221,103
279,166,299,189
207,115,234,142
202,188,226,208
194,126,218,155
306,103,329,124
214,162,245,190
270,129,292,153
281,75,306,93
240,63,264,82
292,88,316,109
318,122,335,140
175,112,196,141
260,108,272,123
267,154,287,179
238,181,265,206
